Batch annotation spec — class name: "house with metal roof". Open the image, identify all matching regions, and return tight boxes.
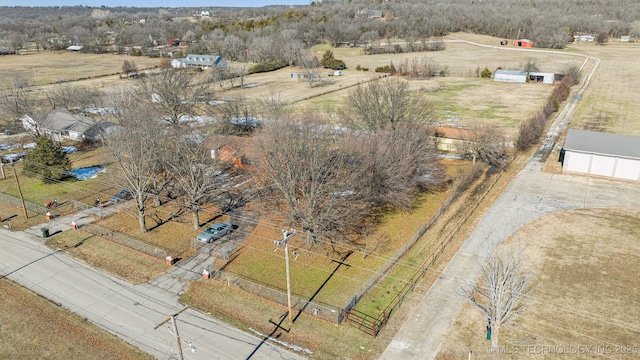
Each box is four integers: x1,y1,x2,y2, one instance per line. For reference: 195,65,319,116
171,54,228,69
560,129,640,181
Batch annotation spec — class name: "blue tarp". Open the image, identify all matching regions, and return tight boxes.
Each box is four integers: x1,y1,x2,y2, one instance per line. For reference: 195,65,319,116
68,166,105,180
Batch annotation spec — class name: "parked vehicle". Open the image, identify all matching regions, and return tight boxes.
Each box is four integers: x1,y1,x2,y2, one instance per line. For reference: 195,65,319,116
197,222,233,243
110,189,132,203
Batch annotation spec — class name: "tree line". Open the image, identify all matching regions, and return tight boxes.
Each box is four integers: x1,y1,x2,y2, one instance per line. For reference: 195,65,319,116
1,0,638,60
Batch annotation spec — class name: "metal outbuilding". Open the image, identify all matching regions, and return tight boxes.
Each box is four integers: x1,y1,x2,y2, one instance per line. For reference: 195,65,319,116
561,129,640,181
528,72,555,84
493,70,528,83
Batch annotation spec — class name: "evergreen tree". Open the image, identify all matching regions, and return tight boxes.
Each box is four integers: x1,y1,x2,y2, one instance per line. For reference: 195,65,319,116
23,137,72,184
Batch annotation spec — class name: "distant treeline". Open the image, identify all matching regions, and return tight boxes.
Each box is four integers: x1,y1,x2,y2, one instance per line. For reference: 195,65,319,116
0,0,637,61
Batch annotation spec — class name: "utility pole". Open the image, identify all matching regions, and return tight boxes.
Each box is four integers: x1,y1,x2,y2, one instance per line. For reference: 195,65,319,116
154,306,189,360
274,229,297,325
11,160,28,219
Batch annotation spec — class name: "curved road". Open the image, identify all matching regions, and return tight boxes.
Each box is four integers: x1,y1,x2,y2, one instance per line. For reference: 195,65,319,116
381,42,640,359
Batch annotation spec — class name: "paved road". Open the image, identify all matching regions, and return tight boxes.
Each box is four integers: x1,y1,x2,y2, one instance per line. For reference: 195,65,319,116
0,228,306,360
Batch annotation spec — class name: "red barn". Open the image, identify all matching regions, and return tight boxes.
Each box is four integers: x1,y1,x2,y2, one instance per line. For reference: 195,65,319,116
513,39,535,48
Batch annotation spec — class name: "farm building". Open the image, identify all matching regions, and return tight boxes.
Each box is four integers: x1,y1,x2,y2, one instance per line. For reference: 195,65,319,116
513,39,535,47
528,72,555,84
494,70,528,83
432,127,475,154
171,54,227,69
574,35,595,42
560,129,640,181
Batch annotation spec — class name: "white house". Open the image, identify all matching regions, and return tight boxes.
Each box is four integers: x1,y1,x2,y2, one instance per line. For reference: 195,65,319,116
21,109,118,142
561,129,640,181
493,70,528,83
171,54,228,69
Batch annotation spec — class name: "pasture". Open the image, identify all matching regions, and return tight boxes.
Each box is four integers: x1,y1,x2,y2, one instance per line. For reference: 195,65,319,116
437,208,640,360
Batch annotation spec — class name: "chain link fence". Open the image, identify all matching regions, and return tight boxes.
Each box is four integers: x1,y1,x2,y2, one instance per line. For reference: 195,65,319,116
212,269,342,324
0,192,48,215
82,223,179,260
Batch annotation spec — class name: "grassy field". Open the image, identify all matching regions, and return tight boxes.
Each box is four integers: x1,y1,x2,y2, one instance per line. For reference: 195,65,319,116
0,51,160,90
436,208,640,360
566,41,640,136
0,278,153,360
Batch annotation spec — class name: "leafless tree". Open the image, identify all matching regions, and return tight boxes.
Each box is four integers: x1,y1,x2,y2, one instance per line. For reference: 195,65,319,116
595,31,609,45
255,118,368,247
214,95,259,134
341,78,435,132
259,90,291,121
122,60,138,77
562,62,582,85
458,243,533,349
134,67,209,127
103,105,165,234
42,83,101,111
0,76,35,123
164,129,232,229
353,122,445,210
520,57,539,73
462,120,510,168
299,51,320,88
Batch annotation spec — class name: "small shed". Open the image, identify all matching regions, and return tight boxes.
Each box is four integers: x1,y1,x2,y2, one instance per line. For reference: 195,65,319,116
513,39,535,48
528,72,555,84
494,70,528,83
66,45,83,52
561,129,640,181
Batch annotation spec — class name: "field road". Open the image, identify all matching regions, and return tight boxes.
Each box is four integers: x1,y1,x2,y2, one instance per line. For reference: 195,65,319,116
0,228,306,360
380,43,640,359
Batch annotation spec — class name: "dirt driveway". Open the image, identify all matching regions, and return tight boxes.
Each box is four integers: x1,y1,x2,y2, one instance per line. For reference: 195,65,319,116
381,166,640,360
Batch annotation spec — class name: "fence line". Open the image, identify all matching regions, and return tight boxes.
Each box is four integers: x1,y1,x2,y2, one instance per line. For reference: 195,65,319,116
81,223,180,260
345,170,505,337
0,192,49,215
342,194,456,314
211,269,342,324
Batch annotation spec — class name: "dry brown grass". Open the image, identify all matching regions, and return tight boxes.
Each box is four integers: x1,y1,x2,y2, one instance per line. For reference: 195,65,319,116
0,51,160,89
47,230,169,284
437,208,640,359
182,280,379,359
568,41,640,136
0,279,153,360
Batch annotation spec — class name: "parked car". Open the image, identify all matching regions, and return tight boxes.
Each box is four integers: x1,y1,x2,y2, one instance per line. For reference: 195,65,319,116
110,189,132,203
197,222,233,243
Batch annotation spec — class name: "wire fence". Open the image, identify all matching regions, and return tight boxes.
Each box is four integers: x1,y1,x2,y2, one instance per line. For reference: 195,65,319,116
342,193,456,315
82,223,181,260
0,192,49,215
211,269,343,324
344,169,505,337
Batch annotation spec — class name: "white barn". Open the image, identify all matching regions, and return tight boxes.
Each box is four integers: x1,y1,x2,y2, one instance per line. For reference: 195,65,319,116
528,72,555,84
494,70,527,83
561,129,640,181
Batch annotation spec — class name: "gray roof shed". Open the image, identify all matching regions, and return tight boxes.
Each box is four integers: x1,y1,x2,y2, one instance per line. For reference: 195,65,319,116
563,129,640,160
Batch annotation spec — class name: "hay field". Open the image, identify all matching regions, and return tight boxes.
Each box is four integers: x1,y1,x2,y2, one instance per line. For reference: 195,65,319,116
0,51,160,89
567,41,640,135
437,208,640,360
